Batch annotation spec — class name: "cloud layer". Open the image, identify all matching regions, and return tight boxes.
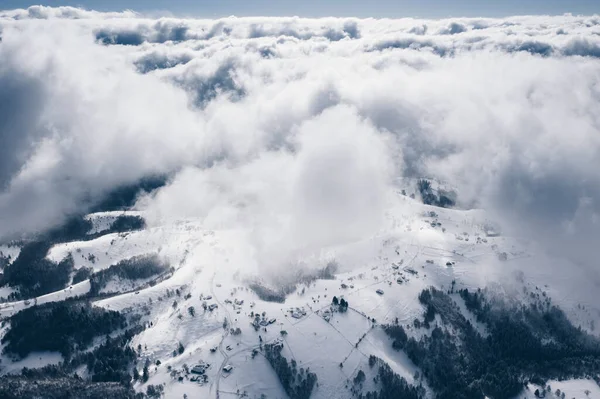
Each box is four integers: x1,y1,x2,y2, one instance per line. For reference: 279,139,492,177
0,7,599,275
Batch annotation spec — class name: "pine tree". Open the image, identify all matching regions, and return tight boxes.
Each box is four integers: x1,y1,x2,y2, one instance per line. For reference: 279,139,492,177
142,365,149,382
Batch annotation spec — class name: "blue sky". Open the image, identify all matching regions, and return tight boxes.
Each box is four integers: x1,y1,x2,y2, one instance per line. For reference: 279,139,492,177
2,0,598,18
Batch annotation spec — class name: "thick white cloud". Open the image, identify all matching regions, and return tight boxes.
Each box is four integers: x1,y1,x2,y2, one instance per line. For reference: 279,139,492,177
139,106,392,274
0,7,599,277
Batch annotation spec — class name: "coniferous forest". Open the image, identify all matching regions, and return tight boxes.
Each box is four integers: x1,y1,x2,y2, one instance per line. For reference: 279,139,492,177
382,287,600,399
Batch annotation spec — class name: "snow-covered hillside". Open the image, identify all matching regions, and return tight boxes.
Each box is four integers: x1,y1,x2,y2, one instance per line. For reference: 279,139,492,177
0,190,598,399
0,6,599,399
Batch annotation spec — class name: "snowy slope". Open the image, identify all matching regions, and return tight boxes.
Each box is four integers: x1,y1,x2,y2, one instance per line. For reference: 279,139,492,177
0,192,598,398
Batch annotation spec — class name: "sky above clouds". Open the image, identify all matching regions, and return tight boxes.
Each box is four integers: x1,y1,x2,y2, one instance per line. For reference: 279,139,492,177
0,6,599,278
1,1,599,18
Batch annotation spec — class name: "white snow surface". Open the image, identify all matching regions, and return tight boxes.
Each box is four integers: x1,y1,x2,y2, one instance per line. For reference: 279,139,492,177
0,280,90,319
520,379,600,399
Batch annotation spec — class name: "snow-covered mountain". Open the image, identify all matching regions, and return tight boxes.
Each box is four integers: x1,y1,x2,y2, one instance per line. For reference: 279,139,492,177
0,6,599,399
0,181,599,399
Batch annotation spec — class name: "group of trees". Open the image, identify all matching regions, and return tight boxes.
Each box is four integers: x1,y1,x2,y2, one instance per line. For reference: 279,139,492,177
45,216,94,242
89,254,167,295
0,176,164,301
0,376,142,399
91,175,167,212
0,302,147,398
1,213,148,299
73,266,94,284
45,213,147,239
1,300,127,359
248,282,287,303
316,261,338,280
383,287,600,399
145,384,164,398
263,342,317,399
0,253,10,269
108,215,146,234
0,178,173,397
331,296,349,312
416,179,455,208
78,332,139,385
249,261,341,304
382,324,408,350
353,369,366,385
2,241,74,297
359,356,425,399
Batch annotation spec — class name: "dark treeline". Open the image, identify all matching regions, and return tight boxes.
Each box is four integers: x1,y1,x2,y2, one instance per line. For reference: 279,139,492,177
359,356,425,399
45,217,95,243
2,242,74,297
382,324,407,350
383,287,600,399
109,215,146,233
0,254,10,269
90,175,167,212
72,327,141,385
0,301,146,398
417,179,455,208
0,377,142,399
1,214,146,299
263,341,317,399
15,325,142,383
39,214,146,242
1,217,90,297
89,254,168,295
73,266,94,284
0,327,145,398
248,282,287,303
0,176,162,299
249,262,339,303
459,288,600,380
2,300,127,359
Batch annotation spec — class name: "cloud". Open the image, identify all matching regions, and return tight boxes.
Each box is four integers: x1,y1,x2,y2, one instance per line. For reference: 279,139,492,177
0,20,205,236
94,20,196,45
0,5,137,20
438,22,467,35
0,66,47,188
139,105,391,275
0,7,599,283
133,50,193,73
562,38,600,57
506,40,554,56
95,27,145,45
